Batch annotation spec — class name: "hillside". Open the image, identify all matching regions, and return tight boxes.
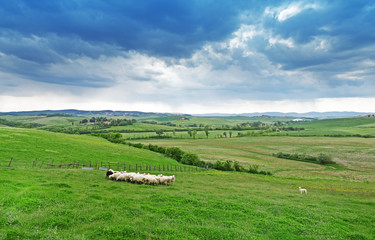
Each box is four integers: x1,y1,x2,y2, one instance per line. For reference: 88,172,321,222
282,117,375,137
0,127,178,167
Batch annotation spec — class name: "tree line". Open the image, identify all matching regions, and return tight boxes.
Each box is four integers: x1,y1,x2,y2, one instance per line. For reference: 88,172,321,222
0,118,44,128
80,117,136,126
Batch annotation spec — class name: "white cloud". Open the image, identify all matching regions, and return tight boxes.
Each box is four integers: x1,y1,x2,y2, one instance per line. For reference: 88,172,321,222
270,2,320,22
335,70,365,80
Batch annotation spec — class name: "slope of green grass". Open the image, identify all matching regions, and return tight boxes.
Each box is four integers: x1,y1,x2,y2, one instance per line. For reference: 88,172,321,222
284,117,375,137
0,115,82,126
0,168,374,239
0,127,179,168
141,116,294,127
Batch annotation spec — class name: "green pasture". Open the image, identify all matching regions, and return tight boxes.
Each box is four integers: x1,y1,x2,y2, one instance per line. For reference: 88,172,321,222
0,115,82,126
0,127,179,168
131,136,375,182
282,117,375,137
122,130,250,140
1,167,374,240
141,115,295,127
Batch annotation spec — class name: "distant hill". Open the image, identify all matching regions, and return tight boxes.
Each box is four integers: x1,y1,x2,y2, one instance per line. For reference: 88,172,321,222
0,109,178,118
0,109,372,119
194,111,373,119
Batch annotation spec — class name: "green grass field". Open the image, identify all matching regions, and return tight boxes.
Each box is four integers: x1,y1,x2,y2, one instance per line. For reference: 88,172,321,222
130,136,375,182
0,127,179,168
1,167,374,239
281,117,375,137
1,116,375,239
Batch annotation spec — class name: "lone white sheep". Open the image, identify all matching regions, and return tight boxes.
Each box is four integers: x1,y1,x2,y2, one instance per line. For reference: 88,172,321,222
299,187,307,194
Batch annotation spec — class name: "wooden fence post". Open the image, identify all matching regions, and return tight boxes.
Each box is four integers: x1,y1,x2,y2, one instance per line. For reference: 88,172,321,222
136,163,138,171
8,158,13,167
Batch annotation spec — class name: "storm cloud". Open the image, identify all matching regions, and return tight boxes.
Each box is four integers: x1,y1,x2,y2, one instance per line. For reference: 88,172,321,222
0,0,374,113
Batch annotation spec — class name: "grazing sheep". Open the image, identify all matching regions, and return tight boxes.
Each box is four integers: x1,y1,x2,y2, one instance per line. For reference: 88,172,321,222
105,169,174,185
106,169,115,178
116,171,127,181
299,187,307,194
130,173,146,184
144,174,159,185
109,171,122,180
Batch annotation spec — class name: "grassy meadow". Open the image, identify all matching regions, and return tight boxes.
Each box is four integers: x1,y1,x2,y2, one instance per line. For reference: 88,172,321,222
1,167,374,239
1,115,375,239
132,136,375,182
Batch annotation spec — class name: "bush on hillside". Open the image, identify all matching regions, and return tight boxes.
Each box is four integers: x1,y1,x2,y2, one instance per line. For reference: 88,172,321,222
273,152,335,165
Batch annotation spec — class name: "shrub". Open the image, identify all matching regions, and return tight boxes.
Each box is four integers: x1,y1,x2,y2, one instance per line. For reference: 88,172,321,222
317,153,335,165
223,160,234,171
248,164,259,174
233,161,242,172
274,152,335,165
181,153,199,165
165,147,184,162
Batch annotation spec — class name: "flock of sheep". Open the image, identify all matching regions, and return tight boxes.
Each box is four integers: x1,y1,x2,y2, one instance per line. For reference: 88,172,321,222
106,169,175,185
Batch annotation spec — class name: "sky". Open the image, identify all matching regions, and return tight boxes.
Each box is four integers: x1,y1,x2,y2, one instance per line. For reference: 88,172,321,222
0,0,375,114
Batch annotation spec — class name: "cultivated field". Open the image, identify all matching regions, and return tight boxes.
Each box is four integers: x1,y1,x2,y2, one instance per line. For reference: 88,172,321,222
133,136,375,182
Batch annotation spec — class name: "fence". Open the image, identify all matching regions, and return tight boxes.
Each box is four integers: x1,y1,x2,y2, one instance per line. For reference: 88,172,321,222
31,158,205,173
0,158,13,167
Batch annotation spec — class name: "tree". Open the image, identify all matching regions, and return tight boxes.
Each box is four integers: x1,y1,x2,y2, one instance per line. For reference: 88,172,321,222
229,131,232,138
204,126,210,138
155,129,164,137
187,129,192,137
192,130,197,139
223,132,227,138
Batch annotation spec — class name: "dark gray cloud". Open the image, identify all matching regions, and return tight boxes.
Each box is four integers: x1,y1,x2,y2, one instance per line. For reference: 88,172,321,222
0,0,375,113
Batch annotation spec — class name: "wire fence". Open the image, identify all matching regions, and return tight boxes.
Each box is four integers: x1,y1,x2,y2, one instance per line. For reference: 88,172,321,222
0,158,13,167
30,158,205,172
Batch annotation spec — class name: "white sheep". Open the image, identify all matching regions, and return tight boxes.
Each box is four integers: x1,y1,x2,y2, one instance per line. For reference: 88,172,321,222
144,174,159,185
130,173,146,184
109,171,122,180
299,187,307,194
116,171,127,181
106,170,175,185
106,169,116,178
